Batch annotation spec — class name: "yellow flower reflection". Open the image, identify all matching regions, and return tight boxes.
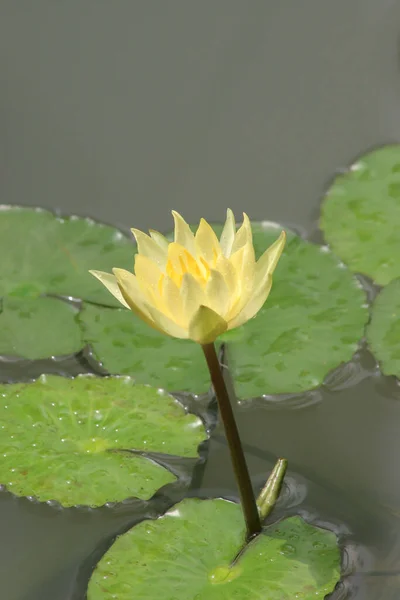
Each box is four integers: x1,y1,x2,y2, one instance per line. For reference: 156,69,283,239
90,210,286,344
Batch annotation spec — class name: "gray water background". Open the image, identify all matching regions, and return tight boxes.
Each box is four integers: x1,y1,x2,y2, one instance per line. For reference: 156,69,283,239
1,2,400,599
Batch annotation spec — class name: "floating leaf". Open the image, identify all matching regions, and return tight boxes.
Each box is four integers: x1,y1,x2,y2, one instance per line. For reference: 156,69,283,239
367,278,400,378
79,304,211,393
82,223,368,397
0,296,82,359
87,497,340,600
320,145,400,285
0,206,132,304
222,225,368,397
0,375,206,506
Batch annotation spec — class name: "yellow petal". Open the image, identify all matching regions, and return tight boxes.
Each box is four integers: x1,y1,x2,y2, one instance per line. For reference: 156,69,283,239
230,241,255,284
149,229,169,252
166,242,204,286
255,231,286,283
194,218,220,264
229,245,245,280
180,273,206,324
146,304,188,339
205,269,230,316
131,228,167,268
134,254,169,313
112,268,162,332
219,208,236,258
228,274,273,329
228,242,256,319
231,212,253,254
215,253,237,297
89,270,130,308
188,305,228,344
161,275,184,323
229,232,285,328
134,254,163,292
172,210,196,255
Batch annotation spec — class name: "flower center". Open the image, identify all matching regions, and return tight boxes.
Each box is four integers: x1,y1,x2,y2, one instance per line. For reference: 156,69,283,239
160,248,218,292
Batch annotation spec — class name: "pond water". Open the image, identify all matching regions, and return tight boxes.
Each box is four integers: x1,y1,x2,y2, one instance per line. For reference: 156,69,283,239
2,342,400,599
1,2,400,599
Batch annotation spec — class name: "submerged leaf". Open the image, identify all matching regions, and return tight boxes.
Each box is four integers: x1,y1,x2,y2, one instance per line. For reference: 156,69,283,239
0,375,206,506
87,498,341,599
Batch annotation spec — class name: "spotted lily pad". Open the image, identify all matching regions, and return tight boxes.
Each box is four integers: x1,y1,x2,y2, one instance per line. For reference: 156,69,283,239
320,145,400,285
0,296,82,359
87,497,340,599
0,375,206,506
367,278,400,378
83,223,368,398
0,206,132,304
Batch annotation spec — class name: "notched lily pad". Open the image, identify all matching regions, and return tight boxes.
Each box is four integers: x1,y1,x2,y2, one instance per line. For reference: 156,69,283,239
87,497,341,599
82,222,367,398
320,145,400,285
0,206,133,304
0,375,206,506
367,278,400,378
0,296,82,359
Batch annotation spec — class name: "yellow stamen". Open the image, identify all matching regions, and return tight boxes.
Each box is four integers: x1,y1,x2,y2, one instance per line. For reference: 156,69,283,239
199,256,211,281
164,248,211,290
166,259,180,287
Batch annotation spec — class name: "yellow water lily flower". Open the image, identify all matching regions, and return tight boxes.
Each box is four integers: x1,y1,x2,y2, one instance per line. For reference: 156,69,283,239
90,210,286,345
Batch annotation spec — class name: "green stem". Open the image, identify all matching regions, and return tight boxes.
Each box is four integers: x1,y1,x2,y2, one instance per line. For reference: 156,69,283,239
201,342,261,540
257,458,287,521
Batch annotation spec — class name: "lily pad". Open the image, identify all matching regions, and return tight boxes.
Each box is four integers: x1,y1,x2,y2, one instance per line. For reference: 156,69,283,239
79,304,211,393
0,206,132,304
0,296,82,359
87,497,340,599
223,224,368,398
0,375,206,506
367,278,400,378
320,145,400,285
82,223,368,398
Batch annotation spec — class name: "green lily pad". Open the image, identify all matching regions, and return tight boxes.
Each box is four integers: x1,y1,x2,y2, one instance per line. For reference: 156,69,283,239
82,223,368,398
79,304,211,393
0,206,132,304
320,145,400,285
223,225,368,398
367,278,400,378
0,375,206,506
87,497,340,599
0,296,82,359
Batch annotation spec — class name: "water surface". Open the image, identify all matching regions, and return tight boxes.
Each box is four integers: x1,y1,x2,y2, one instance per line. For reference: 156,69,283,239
1,2,400,598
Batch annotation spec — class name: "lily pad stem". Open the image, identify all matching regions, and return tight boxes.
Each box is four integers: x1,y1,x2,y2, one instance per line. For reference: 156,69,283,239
201,342,261,540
